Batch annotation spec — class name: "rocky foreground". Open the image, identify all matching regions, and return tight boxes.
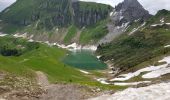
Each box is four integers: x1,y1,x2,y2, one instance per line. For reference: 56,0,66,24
0,71,104,100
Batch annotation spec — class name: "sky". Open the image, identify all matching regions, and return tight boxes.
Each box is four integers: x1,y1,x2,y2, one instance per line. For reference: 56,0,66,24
0,0,170,14
0,0,16,12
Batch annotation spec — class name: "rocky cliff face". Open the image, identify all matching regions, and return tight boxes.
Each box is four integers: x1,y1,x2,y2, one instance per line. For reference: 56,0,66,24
112,0,151,26
72,2,112,27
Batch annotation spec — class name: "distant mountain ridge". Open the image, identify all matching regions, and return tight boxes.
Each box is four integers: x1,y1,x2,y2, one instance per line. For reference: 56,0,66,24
0,0,151,45
0,0,112,30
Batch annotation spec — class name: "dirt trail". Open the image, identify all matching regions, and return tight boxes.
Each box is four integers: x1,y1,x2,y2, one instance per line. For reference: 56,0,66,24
36,71,96,100
36,71,49,87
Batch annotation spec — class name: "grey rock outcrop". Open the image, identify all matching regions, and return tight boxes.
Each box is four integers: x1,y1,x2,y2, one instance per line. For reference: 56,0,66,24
113,0,151,26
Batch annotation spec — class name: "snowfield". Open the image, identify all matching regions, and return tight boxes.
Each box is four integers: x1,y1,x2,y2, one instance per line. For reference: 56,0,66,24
89,82,170,100
142,56,170,79
110,56,170,82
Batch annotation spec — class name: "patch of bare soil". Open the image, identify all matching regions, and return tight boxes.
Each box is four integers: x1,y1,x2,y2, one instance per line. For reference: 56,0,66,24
0,72,44,100
36,71,101,100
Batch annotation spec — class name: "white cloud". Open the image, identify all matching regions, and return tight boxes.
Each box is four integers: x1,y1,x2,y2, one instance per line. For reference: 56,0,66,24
139,0,170,14
0,0,16,12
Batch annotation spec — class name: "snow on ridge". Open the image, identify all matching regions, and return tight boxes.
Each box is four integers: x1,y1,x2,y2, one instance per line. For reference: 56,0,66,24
129,22,146,35
151,23,170,27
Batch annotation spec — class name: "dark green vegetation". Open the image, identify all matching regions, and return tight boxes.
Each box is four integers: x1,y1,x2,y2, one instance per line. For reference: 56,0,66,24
97,10,170,71
0,37,39,56
63,50,107,70
0,0,112,44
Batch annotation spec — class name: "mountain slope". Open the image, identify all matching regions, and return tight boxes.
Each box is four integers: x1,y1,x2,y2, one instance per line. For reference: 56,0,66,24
98,0,151,44
0,0,112,45
97,9,170,72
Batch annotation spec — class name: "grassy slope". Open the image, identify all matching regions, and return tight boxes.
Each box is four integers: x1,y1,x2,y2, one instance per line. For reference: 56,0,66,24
0,0,37,33
80,20,109,44
64,25,77,43
0,36,125,90
0,37,89,83
0,0,112,44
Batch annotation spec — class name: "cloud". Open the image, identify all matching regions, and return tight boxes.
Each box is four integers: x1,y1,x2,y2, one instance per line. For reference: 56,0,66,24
138,0,170,14
0,0,16,12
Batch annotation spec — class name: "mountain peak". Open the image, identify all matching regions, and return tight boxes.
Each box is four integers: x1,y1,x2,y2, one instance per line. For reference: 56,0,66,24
115,0,144,11
113,0,151,26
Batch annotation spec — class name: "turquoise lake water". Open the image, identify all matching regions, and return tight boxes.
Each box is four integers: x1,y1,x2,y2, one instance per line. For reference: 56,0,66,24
63,50,107,70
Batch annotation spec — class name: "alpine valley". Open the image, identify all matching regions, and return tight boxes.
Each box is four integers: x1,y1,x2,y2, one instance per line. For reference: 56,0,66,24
0,0,170,100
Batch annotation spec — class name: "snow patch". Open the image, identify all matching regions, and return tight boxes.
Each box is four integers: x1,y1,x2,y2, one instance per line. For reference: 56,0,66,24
142,56,170,79
142,66,170,79
110,56,170,81
109,12,114,16
164,45,170,48
79,70,90,74
13,33,27,38
151,23,170,27
0,33,7,37
97,55,101,59
160,18,165,23
89,82,170,100
96,78,110,85
114,81,151,86
129,22,146,35
151,23,164,27
56,43,97,51
119,16,124,21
